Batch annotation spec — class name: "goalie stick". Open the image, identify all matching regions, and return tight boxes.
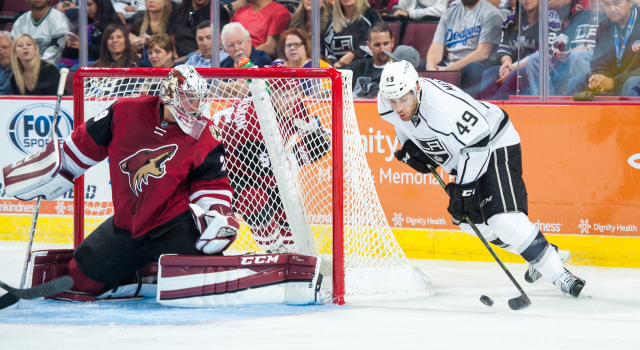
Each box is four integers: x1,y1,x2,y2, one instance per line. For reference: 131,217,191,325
17,68,70,291
0,276,74,310
428,165,531,311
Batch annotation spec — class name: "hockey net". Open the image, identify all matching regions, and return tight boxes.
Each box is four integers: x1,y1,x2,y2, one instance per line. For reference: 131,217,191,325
73,67,432,303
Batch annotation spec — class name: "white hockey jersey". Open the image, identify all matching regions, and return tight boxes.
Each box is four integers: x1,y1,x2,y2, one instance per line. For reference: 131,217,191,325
378,78,520,184
11,7,70,64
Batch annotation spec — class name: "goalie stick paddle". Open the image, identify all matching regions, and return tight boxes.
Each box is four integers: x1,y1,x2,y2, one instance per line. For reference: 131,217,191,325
0,276,74,309
427,166,531,311
18,68,70,290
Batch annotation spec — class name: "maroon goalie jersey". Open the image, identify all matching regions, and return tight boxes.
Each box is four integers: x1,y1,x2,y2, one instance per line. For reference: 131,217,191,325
62,95,233,239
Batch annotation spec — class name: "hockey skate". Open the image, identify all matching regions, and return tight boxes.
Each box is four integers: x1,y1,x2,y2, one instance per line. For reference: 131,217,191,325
553,268,586,297
524,244,571,283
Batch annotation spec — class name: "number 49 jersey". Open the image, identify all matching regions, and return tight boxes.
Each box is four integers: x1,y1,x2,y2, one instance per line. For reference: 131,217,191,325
378,78,521,184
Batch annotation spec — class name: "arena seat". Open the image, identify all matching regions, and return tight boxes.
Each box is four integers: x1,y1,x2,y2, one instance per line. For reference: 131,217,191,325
386,21,401,50
418,70,461,87
402,22,439,60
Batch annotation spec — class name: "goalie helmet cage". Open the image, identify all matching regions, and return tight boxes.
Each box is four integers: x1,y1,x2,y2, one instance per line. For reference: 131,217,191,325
72,67,433,304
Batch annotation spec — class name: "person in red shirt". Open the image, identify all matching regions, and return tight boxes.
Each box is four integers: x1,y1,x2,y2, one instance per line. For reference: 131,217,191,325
231,0,291,58
5,66,240,295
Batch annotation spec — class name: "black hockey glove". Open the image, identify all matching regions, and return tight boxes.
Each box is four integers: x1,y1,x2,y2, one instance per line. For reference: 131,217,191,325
445,182,477,224
394,140,439,174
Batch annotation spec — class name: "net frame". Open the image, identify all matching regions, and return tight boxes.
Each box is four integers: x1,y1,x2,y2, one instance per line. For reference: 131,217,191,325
72,67,347,303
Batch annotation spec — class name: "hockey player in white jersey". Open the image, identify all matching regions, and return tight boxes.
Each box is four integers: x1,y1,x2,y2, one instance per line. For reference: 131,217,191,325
377,61,585,297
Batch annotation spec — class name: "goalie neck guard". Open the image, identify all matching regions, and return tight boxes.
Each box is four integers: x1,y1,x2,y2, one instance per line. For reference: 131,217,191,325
159,66,210,139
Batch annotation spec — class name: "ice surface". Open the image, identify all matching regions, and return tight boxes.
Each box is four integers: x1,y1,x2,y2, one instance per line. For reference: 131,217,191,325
1,241,639,349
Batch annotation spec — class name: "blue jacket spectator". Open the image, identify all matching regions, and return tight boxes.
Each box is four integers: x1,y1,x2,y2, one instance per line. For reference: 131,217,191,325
0,31,13,95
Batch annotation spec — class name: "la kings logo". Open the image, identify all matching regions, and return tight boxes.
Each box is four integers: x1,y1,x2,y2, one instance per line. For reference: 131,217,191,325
414,137,452,165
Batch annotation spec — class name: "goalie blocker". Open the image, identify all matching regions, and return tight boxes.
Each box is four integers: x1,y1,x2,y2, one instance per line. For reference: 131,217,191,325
1,141,74,200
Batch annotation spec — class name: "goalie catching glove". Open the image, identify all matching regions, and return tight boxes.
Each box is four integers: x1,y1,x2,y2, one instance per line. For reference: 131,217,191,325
189,204,240,254
394,140,438,173
1,140,74,201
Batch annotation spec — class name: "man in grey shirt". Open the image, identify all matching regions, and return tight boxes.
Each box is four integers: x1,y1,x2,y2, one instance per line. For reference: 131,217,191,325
425,0,503,98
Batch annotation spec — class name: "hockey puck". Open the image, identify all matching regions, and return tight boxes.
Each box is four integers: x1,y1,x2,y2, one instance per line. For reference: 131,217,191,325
480,295,494,307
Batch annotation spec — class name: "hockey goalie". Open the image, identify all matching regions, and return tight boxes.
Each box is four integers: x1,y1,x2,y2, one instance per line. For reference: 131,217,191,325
1,66,322,307
212,72,331,253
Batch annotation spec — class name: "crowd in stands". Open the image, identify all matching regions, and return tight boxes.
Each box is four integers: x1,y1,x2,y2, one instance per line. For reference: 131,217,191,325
0,0,639,98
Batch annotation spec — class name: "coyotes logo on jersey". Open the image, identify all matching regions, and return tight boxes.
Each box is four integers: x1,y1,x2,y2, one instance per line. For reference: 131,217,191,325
120,144,178,196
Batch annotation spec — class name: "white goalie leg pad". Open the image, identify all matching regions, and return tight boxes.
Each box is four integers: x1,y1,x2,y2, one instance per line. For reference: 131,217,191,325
156,253,322,307
1,141,74,200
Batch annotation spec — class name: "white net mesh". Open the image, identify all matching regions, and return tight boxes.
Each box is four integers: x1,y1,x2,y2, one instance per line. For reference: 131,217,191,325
78,69,432,302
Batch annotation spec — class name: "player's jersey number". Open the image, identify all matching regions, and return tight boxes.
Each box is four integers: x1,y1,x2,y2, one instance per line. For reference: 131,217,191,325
456,111,478,135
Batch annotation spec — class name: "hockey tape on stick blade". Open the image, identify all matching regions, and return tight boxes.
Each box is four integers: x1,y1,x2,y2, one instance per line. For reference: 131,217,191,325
0,276,73,307
427,165,531,311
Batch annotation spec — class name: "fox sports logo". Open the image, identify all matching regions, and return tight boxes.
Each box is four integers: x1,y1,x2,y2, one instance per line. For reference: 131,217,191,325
7,103,73,155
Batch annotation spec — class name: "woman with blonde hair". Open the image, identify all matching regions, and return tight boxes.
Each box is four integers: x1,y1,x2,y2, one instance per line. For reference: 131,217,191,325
10,34,60,95
288,0,332,35
129,0,173,54
323,0,381,68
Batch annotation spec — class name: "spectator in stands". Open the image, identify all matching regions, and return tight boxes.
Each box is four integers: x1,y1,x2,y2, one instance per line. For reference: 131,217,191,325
272,28,331,95
480,0,561,99
566,0,640,96
394,0,449,21
289,0,332,35
11,0,71,64
231,0,291,59
10,34,60,96
92,24,142,67
147,33,175,67
0,31,13,95
426,0,503,99
344,23,394,98
130,0,173,55
169,0,230,61
526,0,604,95
113,0,147,23
220,22,272,67
324,0,382,68
59,0,122,69
184,21,213,67
273,28,331,68
550,0,579,20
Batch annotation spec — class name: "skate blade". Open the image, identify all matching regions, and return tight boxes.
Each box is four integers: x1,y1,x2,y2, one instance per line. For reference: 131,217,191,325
577,282,592,299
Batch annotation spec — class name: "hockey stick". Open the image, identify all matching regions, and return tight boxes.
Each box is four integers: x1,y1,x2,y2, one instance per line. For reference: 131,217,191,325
18,68,70,290
0,276,74,310
428,166,531,310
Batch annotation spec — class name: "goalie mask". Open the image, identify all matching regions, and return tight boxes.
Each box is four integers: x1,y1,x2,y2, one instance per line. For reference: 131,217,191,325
160,65,210,139
379,61,421,119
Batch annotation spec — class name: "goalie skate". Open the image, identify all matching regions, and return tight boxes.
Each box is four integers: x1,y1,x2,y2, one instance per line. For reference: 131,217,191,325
525,244,571,283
